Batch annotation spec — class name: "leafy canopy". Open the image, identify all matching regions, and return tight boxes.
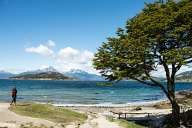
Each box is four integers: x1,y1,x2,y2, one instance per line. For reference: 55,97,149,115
93,0,192,82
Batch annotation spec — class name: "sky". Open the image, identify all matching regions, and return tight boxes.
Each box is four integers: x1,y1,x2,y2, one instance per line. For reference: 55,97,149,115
1,0,181,75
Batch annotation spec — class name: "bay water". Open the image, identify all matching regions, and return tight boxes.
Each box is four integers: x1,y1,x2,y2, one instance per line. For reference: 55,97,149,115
0,79,191,106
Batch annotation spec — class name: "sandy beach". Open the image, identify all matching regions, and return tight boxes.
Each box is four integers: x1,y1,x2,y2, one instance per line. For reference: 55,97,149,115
0,101,172,128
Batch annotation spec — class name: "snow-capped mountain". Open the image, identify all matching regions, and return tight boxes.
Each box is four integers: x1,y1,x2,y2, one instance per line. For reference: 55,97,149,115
0,71,14,79
176,70,192,82
64,69,104,81
0,67,104,81
19,66,59,75
11,67,73,80
38,66,58,73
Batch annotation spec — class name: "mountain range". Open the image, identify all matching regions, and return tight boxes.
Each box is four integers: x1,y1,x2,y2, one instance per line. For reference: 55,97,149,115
1,67,192,82
176,70,192,82
2,66,104,81
0,71,14,79
64,69,104,81
18,66,58,76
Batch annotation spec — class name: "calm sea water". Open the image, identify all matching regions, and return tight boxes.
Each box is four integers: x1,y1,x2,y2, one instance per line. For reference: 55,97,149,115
0,79,191,105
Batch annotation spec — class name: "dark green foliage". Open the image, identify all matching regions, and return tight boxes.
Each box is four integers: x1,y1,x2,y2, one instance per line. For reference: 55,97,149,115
93,0,192,127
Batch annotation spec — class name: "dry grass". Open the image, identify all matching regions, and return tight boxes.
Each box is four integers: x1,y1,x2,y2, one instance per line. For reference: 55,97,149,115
9,103,87,126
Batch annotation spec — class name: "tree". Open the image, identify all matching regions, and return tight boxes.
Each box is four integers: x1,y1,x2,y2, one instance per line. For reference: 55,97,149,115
93,0,192,127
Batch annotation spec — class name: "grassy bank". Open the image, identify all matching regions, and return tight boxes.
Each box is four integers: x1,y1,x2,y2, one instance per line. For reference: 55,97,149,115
108,116,146,128
9,103,87,125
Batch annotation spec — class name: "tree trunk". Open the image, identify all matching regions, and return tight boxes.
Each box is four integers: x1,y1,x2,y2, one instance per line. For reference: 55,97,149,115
171,100,180,127
167,78,180,127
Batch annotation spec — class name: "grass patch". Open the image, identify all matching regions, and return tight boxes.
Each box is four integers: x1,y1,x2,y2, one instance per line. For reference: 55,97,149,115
108,116,146,128
9,103,87,125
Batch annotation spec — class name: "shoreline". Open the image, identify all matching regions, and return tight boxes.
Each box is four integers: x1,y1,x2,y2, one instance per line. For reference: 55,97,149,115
52,99,167,108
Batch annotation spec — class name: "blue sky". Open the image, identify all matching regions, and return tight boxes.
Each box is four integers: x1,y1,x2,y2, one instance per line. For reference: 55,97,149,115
0,0,157,73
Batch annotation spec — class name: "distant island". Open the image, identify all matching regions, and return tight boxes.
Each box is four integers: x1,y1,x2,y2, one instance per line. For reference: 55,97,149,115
10,72,73,80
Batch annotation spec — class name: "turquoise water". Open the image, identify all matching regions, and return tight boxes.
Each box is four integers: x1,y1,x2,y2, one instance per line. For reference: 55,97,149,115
0,79,191,105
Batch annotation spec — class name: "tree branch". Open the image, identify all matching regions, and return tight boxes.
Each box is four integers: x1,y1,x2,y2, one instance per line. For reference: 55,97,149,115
171,64,176,80
144,70,172,102
184,59,192,64
160,56,171,80
130,77,157,87
175,63,182,72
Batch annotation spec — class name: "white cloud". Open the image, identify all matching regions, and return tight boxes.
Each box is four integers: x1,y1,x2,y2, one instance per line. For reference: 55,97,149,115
39,65,50,69
25,44,54,57
56,47,96,73
25,41,98,74
151,66,165,78
57,47,93,64
57,47,79,62
47,40,55,47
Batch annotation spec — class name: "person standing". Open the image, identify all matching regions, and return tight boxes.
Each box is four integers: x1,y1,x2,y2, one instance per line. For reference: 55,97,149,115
10,86,17,106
